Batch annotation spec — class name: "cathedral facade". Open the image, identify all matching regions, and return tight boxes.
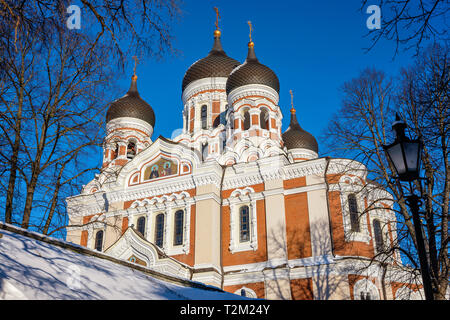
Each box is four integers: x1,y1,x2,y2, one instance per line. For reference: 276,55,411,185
66,25,421,300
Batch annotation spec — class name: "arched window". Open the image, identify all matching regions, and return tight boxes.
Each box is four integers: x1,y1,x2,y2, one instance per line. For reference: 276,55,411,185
239,205,250,242
222,136,227,152
201,142,208,161
243,109,250,130
353,279,380,300
137,216,146,237
173,210,184,246
360,292,371,300
260,109,269,130
155,214,165,248
201,105,207,129
373,219,384,252
127,140,136,159
94,230,104,251
113,143,119,159
348,194,360,232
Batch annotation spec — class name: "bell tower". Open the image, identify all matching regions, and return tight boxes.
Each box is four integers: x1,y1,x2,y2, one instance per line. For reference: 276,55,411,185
221,22,284,165
173,8,240,162
103,60,155,169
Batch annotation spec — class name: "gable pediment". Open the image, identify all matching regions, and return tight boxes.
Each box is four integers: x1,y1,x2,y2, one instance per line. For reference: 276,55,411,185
116,136,201,188
104,227,190,278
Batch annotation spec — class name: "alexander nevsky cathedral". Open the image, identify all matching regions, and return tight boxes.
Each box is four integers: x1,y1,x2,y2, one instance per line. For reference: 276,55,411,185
66,14,424,300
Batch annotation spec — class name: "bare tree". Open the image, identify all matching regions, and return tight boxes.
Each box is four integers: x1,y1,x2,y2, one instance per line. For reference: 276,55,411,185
0,0,181,236
321,43,449,299
361,0,449,56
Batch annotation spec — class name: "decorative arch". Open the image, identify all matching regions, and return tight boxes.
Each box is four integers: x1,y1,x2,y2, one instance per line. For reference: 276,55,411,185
230,187,255,198
242,107,251,130
234,286,257,298
353,279,380,300
259,107,270,130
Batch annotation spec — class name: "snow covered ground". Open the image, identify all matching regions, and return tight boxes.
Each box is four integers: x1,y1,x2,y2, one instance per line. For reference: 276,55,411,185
0,225,247,300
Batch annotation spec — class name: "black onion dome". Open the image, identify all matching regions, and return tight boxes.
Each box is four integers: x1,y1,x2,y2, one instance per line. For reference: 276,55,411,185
182,32,240,92
282,109,318,153
226,43,280,95
106,76,155,127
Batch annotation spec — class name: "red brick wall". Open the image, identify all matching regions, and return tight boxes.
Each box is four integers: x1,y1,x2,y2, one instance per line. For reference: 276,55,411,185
284,193,312,260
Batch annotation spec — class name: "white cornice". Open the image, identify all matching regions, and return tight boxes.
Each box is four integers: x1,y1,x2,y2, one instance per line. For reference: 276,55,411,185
106,117,153,137
182,77,228,104
227,84,279,105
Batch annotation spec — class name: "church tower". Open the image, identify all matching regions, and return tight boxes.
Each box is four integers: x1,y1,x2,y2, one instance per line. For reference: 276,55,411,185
282,90,319,162
103,69,155,169
221,22,284,165
174,8,239,162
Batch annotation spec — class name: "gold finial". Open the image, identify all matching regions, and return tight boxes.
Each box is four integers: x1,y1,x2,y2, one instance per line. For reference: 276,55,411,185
213,7,221,37
289,90,296,114
247,20,253,45
132,55,139,80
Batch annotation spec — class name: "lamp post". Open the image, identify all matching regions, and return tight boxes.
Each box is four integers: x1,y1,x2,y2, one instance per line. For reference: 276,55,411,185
382,113,434,301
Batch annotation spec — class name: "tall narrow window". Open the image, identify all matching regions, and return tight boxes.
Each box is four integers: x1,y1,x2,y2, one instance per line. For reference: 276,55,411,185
94,230,103,251
174,210,184,246
137,216,146,237
360,292,371,300
201,105,207,129
113,143,119,159
348,194,360,232
240,205,250,242
127,141,136,159
201,142,208,161
222,136,226,152
373,219,384,252
243,109,250,130
260,109,269,130
155,214,165,248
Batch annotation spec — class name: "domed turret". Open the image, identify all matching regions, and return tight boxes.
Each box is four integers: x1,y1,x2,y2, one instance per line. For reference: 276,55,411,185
226,41,279,95
182,30,240,92
106,75,155,127
221,22,285,164
282,92,318,161
103,72,155,169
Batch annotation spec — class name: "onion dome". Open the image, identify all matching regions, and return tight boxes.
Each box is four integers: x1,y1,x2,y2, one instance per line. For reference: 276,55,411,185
182,30,240,92
282,106,318,153
106,75,155,127
226,41,280,95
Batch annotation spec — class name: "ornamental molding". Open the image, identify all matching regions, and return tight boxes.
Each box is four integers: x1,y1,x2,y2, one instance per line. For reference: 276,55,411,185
109,177,197,203
289,148,319,161
129,191,192,208
182,77,228,104
227,84,279,105
106,117,153,137
220,157,367,191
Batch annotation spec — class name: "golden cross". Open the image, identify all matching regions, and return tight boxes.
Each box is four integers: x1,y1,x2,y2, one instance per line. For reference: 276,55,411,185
214,7,220,30
247,21,253,42
132,56,139,76
289,89,295,111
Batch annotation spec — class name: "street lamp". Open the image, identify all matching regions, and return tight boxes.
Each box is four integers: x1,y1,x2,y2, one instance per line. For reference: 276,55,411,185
382,113,434,300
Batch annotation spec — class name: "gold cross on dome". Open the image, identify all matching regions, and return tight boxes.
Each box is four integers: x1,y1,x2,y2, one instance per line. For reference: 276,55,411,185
132,56,139,76
214,7,220,30
247,21,253,42
290,89,296,113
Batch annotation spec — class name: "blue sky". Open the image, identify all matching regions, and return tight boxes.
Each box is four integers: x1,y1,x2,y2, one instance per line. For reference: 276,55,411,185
115,0,416,153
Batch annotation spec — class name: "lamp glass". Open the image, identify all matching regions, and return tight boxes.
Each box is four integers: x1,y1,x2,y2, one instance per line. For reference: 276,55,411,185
404,141,420,173
387,143,406,175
